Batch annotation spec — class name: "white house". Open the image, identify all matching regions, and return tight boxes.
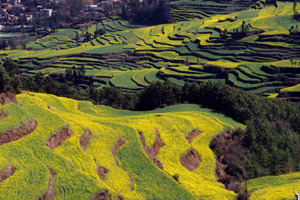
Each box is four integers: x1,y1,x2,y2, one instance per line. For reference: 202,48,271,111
85,4,97,12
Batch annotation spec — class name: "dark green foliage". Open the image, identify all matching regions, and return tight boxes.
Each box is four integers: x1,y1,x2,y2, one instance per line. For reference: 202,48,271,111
135,81,182,110
122,0,171,25
0,66,10,92
94,29,106,38
0,58,21,93
65,66,89,85
2,58,19,77
231,21,250,40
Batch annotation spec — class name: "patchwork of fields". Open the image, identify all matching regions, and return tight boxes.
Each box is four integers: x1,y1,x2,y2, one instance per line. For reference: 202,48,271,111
1,2,300,96
0,92,245,199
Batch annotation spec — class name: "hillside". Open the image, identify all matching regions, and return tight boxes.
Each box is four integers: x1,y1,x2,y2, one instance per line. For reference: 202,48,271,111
1,1,300,97
0,92,244,199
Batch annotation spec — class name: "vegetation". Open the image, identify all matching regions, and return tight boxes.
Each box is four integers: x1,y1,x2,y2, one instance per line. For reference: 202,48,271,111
17,68,300,181
0,91,244,199
0,58,21,93
122,0,171,25
1,0,300,199
2,2,300,96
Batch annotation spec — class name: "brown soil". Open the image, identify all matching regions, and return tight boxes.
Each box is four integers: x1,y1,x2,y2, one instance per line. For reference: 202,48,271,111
0,91,18,105
46,124,73,151
128,174,134,191
180,147,201,172
115,194,124,200
185,129,201,143
97,165,108,181
0,115,37,144
36,168,55,200
0,162,15,182
138,128,164,170
90,189,109,200
112,136,126,166
82,0,96,6
0,108,7,120
80,128,90,151
210,129,250,198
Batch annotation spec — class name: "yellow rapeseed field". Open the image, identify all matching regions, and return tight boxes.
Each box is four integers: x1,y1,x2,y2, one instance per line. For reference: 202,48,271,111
0,92,245,199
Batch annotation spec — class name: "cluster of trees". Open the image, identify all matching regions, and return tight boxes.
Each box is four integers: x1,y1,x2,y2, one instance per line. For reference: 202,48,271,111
21,72,80,97
121,0,171,25
0,58,21,93
231,21,250,40
220,21,251,41
0,38,26,50
65,66,86,84
289,25,300,35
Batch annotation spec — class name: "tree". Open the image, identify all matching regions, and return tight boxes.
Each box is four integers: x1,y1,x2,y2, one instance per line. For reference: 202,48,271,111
65,68,72,81
2,58,19,77
0,66,10,92
220,29,228,40
94,29,105,38
123,0,171,25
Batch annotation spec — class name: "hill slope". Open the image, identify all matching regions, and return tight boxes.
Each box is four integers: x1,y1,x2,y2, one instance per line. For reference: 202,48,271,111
1,2,300,95
0,92,244,199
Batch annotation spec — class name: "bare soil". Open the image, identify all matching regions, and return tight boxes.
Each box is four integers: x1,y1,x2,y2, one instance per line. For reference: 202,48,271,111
36,168,55,200
210,129,250,199
138,128,164,169
129,174,134,191
80,128,90,151
185,128,201,143
0,115,37,144
0,91,18,105
46,124,73,151
97,165,108,181
90,189,109,200
0,162,15,182
180,147,201,171
112,136,126,166
0,108,7,120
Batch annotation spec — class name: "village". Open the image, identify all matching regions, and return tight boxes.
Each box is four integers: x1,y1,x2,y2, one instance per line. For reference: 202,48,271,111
0,0,121,31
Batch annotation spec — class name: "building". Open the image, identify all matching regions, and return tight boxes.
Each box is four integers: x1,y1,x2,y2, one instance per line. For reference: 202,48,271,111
85,4,97,12
8,0,21,4
39,8,52,17
1,3,12,9
12,4,25,12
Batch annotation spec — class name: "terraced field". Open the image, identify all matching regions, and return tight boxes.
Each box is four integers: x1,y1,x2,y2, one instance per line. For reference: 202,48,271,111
1,2,300,94
247,172,300,200
0,92,244,199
